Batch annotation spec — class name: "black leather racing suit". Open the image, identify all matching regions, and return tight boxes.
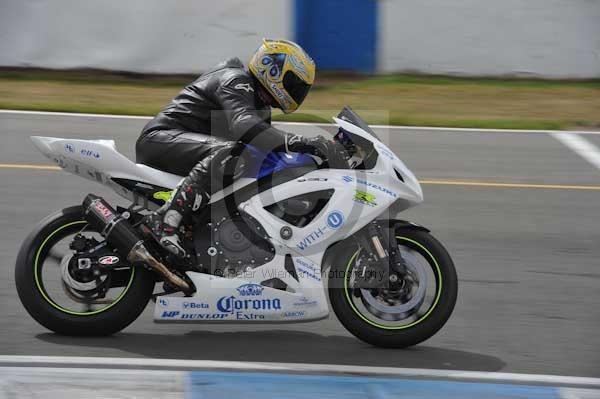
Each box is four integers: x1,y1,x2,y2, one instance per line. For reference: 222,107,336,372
136,57,288,178
136,58,296,256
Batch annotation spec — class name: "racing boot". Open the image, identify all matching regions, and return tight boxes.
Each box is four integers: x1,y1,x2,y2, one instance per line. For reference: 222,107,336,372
143,143,238,258
143,175,210,258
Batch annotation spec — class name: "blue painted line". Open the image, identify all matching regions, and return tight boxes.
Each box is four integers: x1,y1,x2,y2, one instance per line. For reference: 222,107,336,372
294,0,377,73
187,371,562,399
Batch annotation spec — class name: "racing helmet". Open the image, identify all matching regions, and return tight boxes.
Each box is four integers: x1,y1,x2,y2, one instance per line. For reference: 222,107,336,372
248,39,315,113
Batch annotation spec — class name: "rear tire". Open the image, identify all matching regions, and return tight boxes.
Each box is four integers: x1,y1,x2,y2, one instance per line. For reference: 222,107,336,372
329,228,457,348
15,206,156,336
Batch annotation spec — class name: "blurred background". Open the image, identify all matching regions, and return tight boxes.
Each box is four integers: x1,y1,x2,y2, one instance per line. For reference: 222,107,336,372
0,1,599,397
0,0,599,128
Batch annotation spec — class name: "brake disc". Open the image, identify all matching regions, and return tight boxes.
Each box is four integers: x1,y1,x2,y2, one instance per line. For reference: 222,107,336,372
359,246,428,321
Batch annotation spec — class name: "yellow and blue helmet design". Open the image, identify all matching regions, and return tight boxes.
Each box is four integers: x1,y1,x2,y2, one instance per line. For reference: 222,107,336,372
248,39,316,114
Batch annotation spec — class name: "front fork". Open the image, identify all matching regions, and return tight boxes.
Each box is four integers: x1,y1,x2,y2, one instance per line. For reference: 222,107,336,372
353,222,408,291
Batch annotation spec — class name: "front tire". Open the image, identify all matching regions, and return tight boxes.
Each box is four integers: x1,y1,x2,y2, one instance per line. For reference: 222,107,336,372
15,206,156,336
329,228,457,348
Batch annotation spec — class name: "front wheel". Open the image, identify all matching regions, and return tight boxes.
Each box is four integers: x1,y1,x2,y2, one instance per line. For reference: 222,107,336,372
329,228,457,348
15,206,156,336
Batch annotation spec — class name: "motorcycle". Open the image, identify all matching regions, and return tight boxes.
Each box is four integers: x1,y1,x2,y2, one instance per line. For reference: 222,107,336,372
15,107,457,348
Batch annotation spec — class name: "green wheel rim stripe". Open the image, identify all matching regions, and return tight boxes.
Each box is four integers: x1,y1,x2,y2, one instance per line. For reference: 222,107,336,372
343,236,443,330
34,220,136,316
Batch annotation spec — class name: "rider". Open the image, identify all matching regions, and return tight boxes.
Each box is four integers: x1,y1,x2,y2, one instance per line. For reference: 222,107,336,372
136,39,336,257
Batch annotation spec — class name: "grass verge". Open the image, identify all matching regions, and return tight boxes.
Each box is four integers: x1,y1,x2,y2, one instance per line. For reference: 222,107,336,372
1,69,599,130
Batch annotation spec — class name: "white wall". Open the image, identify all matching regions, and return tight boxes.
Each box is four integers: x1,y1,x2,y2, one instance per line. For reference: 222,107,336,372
1,0,599,78
380,0,600,78
0,0,292,74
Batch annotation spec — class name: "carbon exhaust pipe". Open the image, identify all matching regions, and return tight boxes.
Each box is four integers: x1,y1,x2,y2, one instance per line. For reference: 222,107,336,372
82,194,192,293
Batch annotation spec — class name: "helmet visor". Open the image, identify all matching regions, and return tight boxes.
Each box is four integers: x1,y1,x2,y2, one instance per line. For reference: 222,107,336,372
283,71,311,105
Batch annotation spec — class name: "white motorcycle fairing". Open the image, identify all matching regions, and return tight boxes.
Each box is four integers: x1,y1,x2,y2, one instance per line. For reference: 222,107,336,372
30,114,423,324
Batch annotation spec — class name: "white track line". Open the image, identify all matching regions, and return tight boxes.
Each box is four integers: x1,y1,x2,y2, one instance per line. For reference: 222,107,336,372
0,367,186,399
552,132,600,171
560,388,600,399
0,356,599,388
0,109,151,120
2,109,600,135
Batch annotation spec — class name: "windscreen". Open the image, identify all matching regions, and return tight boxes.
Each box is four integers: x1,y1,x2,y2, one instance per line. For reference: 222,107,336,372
336,106,380,140
335,107,380,169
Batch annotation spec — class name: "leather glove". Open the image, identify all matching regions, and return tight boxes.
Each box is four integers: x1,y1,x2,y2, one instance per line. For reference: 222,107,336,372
285,134,349,168
285,134,332,160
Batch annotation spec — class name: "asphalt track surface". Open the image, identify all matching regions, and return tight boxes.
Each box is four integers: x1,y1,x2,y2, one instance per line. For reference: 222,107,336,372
0,111,598,377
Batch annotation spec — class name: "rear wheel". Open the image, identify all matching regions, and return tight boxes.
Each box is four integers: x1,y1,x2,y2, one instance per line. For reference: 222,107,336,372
15,206,155,336
329,228,457,348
